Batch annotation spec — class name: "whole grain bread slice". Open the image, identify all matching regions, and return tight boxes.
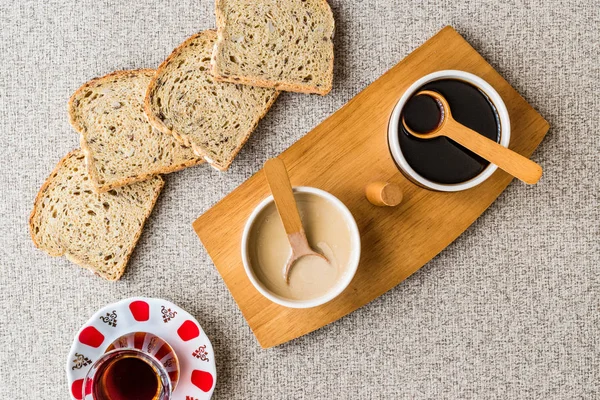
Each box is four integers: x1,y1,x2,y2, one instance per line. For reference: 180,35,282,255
69,69,203,192
211,0,335,95
29,150,164,281
145,30,279,171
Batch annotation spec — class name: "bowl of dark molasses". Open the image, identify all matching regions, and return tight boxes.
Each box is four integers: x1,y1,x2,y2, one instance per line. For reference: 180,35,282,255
388,70,511,191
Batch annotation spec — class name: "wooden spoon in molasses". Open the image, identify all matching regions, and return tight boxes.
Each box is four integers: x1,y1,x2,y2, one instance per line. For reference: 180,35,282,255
402,90,543,184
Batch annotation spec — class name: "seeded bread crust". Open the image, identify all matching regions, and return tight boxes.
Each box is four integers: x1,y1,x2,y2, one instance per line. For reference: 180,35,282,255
144,30,279,171
69,69,203,192
29,150,164,281
211,0,335,95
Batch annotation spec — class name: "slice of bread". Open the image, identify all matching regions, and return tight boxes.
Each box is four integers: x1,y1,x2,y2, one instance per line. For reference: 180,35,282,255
69,69,203,192
211,0,335,95
29,150,164,281
145,30,279,171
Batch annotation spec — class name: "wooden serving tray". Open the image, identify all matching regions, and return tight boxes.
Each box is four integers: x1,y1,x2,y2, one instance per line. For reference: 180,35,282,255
193,26,549,348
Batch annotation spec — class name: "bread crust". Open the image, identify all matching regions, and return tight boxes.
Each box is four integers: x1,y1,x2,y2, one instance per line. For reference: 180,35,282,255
68,69,203,192
211,0,335,96
144,30,279,171
28,150,78,256
29,150,164,281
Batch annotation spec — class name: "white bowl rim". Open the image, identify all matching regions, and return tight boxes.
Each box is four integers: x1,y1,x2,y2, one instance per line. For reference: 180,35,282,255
241,186,361,309
387,70,511,192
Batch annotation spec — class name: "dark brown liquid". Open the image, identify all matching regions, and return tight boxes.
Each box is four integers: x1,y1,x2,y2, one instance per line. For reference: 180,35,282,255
403,94,442,133
94,356,160,400
399,79,500,184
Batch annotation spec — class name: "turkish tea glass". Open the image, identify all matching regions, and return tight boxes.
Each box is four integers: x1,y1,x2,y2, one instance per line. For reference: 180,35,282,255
82,332,180,400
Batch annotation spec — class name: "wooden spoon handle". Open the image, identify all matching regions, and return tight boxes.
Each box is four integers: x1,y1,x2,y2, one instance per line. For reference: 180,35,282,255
445,121,543,184
263,158,304,235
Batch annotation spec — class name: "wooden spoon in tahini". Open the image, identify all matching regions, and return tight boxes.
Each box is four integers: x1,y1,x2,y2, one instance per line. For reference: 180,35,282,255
263,158,329,283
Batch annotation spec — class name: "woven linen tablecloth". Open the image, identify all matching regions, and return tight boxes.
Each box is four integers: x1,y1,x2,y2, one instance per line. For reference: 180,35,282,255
1,0,598,398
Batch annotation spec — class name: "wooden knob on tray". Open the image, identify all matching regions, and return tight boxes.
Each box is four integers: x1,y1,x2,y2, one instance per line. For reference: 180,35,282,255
365,182,403,207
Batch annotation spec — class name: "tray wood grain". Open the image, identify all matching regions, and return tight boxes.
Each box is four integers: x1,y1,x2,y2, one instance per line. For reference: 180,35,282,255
193,26,549,348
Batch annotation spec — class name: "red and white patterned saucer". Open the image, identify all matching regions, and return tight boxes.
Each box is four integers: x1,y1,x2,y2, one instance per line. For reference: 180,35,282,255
66,297,216,399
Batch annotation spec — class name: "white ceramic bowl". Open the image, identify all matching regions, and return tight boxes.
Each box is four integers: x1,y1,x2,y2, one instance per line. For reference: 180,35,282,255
241,186,361,309
388,70,511,192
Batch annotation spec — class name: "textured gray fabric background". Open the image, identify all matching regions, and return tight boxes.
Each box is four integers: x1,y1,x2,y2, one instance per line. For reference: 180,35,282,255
1,0,598,398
